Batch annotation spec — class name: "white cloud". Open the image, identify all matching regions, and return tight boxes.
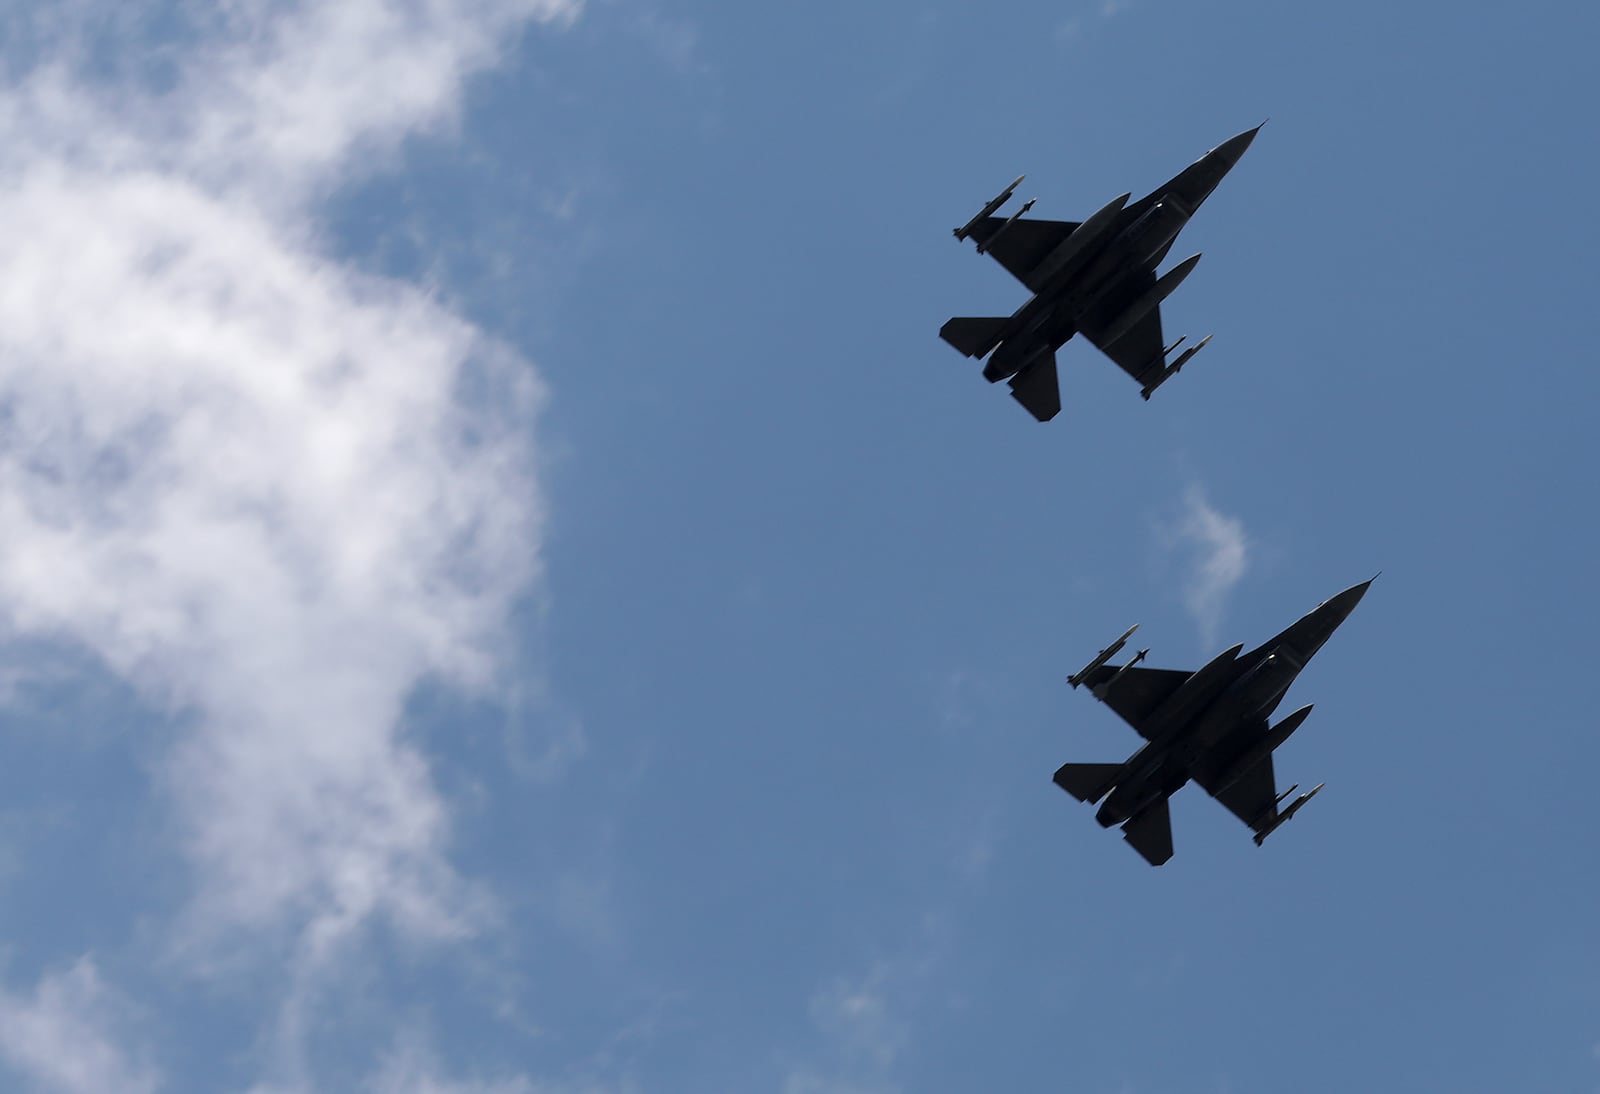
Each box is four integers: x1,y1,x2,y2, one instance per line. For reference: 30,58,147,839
808,964,907,1071
785,889,969,1092
187,0,577,200
364,1038,627,1094
624,9,702,75
0,959,159,1094
784,1076,899,1094
1168,485,1249,644
368,1042,537,1094
0,0,579,1065
1057,0,1131,44
1055,18,1084,43
787,955,925,1094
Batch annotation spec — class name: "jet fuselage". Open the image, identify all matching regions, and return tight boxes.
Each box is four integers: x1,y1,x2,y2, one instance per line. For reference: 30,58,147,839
983,198,1192,381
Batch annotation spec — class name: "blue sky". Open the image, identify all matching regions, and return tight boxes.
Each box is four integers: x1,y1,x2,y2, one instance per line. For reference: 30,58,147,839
0,1,1597,1091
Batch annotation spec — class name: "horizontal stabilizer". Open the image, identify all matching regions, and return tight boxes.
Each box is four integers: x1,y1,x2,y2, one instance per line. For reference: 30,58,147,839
1052,762,1121,804
939,316,1010,359
1009,353,1061,421
1122,798,1174,866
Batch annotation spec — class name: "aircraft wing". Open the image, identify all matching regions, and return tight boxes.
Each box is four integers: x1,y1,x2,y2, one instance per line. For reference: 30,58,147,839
964,216,1080,293
1077,270,1166,385
1075,663,1191,741
1192,731,1278,831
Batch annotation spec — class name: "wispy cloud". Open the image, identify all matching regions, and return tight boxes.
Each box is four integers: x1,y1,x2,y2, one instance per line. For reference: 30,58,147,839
359,1031,638,1094
784,959,921,1094
625,9,703,75
1164,485,1250,644
365,1038,591,1094
809,963,909,1073
0,0,578,1083
784,961,911,1094
785,910,965,1094
784,1074,900,1094
0,960,158,1094
1057,0,1133,44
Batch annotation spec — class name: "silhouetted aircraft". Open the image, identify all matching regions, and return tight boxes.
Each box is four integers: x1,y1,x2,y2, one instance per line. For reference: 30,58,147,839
942,125,1262,420
1054,578,1372,865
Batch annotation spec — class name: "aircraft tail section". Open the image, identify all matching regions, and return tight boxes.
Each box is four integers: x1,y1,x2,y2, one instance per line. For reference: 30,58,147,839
1122,798,1174,866
939,316,1010,359
1008,353,1061,421
1052,762,1121,804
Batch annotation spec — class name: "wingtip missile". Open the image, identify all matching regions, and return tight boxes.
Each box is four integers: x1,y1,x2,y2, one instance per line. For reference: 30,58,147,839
1140,334,1213,400
1093,648,1148,699
1285,783,1326,822
1067,624,1138,689
975,197,1036,255
1253,783,1325,845
954,175,1024,241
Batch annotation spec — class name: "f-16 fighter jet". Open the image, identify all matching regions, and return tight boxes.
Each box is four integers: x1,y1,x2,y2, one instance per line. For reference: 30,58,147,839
941,125,1262,421
1054,578,1372,865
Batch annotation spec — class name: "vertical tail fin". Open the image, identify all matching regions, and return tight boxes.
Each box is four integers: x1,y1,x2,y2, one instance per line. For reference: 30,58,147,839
1122,798,1174,866
1008,353,1060,421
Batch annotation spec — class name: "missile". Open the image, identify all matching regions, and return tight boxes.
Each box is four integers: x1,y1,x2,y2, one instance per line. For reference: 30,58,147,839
1209,705,1314,794
1136,337,1186,377
1068,624,1139,689
1168,333,1212,373
1031,191,1131,286
1140,334,1213,400
1253,783,1325,846
954,175,1024,241
1097,253,1202,348
975,198,1036,255
1092,648,1149,700
1292,783,1325,812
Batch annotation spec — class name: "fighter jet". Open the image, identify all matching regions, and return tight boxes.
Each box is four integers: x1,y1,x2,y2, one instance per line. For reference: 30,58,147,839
941,125,1262,421
1054,578,1372,865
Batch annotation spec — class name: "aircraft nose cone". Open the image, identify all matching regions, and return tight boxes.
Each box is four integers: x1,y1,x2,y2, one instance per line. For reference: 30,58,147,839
1212,123,1263,167
1324,577,1375,621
